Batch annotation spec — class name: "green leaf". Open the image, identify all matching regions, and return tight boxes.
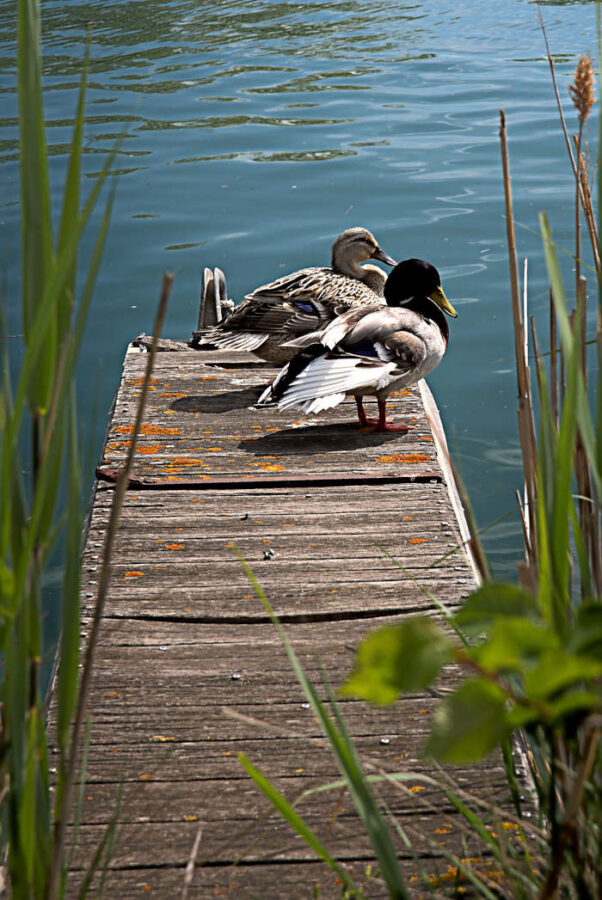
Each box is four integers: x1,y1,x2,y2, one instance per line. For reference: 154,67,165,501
524,650,602,700
547,691,601,722
506,705,540,730
425,678,508,763
471,617,559,673
454,582,540,634
341,617,453,704
569,602,602,660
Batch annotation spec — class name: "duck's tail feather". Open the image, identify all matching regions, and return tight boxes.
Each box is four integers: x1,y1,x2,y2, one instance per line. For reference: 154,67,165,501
205,329,268,352
256,344,325,407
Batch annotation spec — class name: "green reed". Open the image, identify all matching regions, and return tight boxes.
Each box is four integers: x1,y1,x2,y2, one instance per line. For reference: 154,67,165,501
1,0,114,895
2,3,171,895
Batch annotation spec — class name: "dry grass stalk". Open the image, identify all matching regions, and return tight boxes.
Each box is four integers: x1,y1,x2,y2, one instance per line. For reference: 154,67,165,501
570,53,595,290
499,109,538,554
569,53,595,125
181,825,204,900
47,273,173,900
515,488,533,565
575,142,599,275
573,278,602,596
574,133,582,289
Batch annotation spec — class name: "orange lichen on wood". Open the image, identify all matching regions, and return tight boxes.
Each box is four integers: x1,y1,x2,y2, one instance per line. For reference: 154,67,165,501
377,453,431,464
409,538,427,544
165,544,185,550
115,424,182,436
136,444,164,455
124,571,144,577
165,458,208,467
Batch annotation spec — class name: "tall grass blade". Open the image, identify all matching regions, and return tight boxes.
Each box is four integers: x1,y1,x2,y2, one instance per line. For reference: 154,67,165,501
7,141,119,460
235,551,410,900
238,753,357,892
56,49,88,340
17,0,52,340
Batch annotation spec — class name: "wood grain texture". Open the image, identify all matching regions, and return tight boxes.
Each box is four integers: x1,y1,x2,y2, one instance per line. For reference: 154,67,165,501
48,345,517,899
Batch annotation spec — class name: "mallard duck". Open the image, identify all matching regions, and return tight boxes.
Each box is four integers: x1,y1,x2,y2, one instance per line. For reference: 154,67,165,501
257,258,457,432
205,227,396,365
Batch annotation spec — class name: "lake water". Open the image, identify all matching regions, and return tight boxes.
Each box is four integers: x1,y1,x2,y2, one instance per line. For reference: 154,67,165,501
0,0,598,580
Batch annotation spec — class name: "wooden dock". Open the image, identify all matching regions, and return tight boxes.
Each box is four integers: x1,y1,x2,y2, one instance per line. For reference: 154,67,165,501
53,340,517,898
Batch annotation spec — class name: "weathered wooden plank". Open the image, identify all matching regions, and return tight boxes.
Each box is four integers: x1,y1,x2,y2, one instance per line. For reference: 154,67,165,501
84,614,444,648
68,770,510,823
67,809,499,868
99,346,443,484
78,480,473,628
80,585,468,623
49,343,508,898
70,860,393,900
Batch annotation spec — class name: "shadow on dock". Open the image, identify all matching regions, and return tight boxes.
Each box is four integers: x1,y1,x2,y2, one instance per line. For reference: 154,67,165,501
170,385,268,413
238,423,409,454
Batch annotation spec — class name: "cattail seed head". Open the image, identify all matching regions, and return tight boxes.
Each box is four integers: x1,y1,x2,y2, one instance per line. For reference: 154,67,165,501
569,53,596,126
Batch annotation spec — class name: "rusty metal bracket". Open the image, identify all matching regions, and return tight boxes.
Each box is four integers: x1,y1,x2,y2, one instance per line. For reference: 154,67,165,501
95,466,443,491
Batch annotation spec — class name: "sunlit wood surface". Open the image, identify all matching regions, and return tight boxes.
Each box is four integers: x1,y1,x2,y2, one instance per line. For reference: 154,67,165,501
51,345,520,898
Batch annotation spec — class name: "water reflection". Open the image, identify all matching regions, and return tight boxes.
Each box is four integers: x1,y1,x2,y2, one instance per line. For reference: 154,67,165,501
0,0,597,578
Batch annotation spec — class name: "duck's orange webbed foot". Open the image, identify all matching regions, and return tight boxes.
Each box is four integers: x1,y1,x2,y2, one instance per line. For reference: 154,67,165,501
355,397,412,432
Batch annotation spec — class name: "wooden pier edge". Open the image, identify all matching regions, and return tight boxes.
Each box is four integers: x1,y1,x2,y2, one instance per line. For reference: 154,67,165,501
419,380,481,582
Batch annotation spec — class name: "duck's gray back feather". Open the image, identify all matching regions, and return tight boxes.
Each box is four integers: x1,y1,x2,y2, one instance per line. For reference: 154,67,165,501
206,266,385,364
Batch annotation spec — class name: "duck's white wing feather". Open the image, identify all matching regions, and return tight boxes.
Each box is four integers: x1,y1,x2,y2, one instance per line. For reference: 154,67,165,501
277,354,397,413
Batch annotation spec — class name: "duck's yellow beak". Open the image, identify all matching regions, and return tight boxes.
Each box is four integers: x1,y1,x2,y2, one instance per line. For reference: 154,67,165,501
429,285,457,318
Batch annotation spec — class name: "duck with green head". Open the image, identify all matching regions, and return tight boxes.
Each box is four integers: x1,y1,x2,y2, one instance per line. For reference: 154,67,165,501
257,258,457,432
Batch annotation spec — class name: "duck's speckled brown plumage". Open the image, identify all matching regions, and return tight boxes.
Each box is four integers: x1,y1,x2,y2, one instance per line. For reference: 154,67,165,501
206,227,395,365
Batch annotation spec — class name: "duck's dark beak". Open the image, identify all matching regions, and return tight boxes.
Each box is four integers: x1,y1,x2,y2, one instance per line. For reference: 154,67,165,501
372,246,397,266
429,285,457,318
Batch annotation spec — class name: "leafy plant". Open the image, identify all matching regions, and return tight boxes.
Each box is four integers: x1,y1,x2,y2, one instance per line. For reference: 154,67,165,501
342,47,602,899
238,26,602,900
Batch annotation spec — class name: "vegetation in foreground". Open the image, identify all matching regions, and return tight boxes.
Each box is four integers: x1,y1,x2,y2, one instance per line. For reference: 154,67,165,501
239,26,602,900
1,0,168,895
1,1,601,897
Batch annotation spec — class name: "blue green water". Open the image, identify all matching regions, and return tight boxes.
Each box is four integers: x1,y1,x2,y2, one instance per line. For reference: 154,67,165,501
0,0,598,578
